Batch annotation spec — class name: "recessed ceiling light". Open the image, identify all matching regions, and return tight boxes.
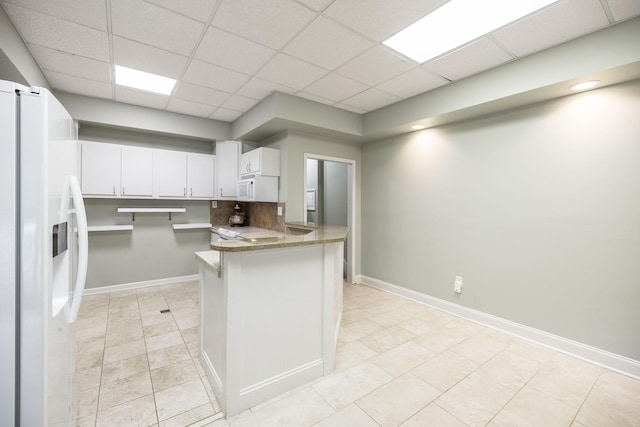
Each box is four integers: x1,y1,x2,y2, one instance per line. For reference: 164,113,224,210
383,0,559,64
570,80,600,91
115,65,176,95
411,125,426,130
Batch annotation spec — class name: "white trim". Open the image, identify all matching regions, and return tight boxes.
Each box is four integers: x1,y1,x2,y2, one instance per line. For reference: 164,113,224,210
239,359,323,397
360,275,640,380
83,274,198,295
303,153,356,284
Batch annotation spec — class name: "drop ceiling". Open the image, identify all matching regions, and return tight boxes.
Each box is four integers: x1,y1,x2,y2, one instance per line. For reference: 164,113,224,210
1,0,639,124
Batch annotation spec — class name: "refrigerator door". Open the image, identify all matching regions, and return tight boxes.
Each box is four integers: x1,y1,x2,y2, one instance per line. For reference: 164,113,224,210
0,80,18,427
19,87,82,426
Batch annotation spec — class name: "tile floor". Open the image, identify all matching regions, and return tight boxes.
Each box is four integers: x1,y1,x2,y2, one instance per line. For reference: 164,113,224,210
75,281,640,427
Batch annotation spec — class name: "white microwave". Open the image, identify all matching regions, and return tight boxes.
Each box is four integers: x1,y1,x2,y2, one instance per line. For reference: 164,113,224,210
237,176,279,202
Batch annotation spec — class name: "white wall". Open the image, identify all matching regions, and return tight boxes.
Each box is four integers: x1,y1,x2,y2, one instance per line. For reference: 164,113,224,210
361,80,640,361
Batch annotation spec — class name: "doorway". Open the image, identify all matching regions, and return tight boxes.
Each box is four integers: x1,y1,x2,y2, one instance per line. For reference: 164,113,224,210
303,153,355,283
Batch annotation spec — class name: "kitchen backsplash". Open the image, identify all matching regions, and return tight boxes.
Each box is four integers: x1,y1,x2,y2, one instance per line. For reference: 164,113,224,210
210,201,286,232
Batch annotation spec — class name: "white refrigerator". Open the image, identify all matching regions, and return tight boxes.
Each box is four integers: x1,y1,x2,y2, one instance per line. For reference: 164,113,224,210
0,80,88,426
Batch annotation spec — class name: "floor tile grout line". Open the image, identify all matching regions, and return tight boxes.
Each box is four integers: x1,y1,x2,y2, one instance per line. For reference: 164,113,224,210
135,291,162,427
568,368,603,427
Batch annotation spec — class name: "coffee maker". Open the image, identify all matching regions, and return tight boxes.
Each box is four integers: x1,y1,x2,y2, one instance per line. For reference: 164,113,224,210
228,203,245,227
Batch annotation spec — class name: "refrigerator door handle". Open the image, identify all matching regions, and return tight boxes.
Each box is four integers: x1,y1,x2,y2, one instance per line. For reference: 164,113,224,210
68,175,88,323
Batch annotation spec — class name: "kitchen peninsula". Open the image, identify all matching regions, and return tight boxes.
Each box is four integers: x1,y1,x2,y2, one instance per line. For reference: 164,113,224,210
195,224,348,418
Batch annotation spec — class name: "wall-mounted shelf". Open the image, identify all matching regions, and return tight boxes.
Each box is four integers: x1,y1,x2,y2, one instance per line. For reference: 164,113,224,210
88,225,134,232
172,223,212,230
117,207,186,221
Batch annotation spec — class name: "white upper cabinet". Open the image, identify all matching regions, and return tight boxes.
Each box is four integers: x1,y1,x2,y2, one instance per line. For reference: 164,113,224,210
187,154,215,198
154,150,187,198
121,146,153,197
80,140,215,200
81,141,121,196
153,150,214,199
215,141,240,200
239,147,280,177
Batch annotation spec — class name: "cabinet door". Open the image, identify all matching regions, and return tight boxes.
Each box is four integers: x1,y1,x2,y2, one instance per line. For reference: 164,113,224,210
240,147,280,177
121,146,153,197
215,141,239,199
154,150,187,197
239,151,252,175
80,141,120,196
187,154,214,198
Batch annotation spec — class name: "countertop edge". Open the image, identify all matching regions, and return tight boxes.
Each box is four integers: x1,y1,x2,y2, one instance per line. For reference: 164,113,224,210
209,224,348,252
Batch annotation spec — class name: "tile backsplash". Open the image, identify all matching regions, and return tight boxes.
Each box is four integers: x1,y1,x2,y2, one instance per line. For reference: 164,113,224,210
210,201,285,232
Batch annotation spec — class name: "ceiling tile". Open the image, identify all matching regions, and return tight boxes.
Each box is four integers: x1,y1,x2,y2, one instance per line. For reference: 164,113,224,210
257,54,328,90
210,107,243,122
236,77,297,100
324,0,447,41
145,0,218,23
341,87,401,111
2,0,107,30
110,0,204,56
195,27,276,75
173,82,231,106
167,97,216,118
335,45,415,86
221,94,259,112
183,60,250,93
423,37,513,82
113,36,188,79
284,16,374,70
3,3,109,61
46,70,112,99
606,0,640,22
115,85,170,109
378,67,449,98
303,72,368,102
30,44,110,82
492,0,610,57
212,0,315,49
295,0,334,11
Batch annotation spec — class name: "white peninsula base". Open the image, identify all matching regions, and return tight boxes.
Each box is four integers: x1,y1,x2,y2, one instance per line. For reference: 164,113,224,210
196,240,344,418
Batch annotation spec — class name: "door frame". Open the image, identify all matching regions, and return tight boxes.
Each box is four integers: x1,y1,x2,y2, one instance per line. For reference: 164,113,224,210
303,153,356,284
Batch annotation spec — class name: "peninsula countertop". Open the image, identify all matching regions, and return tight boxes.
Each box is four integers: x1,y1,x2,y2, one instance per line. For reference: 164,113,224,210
209,223,349,252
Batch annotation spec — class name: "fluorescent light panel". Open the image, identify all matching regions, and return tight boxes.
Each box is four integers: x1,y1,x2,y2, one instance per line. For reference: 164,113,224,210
383,0,559,64
115,65,176,95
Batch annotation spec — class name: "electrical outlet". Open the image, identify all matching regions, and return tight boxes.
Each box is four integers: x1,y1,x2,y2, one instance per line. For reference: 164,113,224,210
277,206,283,216
211,201,217,208
454,276,463,293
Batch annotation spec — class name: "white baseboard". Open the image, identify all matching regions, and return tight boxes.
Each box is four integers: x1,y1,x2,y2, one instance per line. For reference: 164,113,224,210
360,275,640,380
83,274,199,295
